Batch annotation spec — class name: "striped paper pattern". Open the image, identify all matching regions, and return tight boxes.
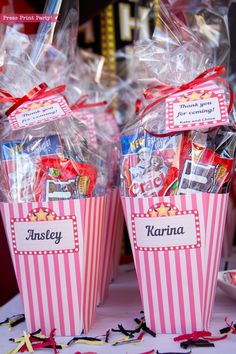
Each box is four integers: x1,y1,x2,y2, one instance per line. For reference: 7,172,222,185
0,196,106,336
82,196,106,332
121,193,228,334
110,190,124,282
97,188,123,304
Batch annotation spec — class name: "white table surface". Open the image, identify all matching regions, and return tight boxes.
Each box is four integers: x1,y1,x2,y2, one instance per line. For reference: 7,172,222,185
1,255,236,354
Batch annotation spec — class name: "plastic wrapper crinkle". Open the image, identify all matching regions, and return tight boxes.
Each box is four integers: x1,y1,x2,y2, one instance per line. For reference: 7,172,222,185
120,0,236,198
164,0,232,72
0,58,108,203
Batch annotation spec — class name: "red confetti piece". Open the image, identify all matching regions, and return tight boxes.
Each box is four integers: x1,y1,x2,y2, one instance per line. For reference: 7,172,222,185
174,331,211,342
225,317,236,334
137,331,145,340
10,328,60,354
174,329,228,343
203,334,228,341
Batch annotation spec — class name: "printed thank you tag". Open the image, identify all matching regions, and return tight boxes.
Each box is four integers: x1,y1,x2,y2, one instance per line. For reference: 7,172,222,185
8,94,72,130
166,86,229,132
132,202,201,251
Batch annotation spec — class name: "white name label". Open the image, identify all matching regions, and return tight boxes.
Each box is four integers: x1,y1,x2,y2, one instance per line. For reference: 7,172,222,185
11,216,79,255
132,210,200,251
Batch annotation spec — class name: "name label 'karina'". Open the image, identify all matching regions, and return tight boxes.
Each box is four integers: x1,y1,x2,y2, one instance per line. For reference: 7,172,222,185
26,229,62,244
133,212,199,251
146,225,185,237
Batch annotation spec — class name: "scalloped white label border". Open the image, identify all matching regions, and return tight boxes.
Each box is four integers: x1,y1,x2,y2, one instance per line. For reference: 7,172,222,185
131,207,201,252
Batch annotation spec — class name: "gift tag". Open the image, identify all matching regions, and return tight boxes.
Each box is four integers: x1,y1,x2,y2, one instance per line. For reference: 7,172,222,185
8,94,72,130
166,86,229,132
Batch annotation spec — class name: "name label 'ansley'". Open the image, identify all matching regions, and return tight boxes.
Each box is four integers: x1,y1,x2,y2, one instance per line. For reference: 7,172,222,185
26,229,62,244
145,225,185,237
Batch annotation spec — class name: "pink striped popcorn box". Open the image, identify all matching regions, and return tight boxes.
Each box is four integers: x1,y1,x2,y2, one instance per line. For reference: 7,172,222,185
0,196,106,336
121,193,228,334
110,189,124,282
97,188,123,305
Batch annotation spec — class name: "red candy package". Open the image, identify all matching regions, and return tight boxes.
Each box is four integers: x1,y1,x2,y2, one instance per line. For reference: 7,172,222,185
176,136,234,194
34,156,97,202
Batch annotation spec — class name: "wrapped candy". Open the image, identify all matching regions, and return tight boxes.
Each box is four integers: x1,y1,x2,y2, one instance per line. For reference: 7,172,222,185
120,131,183,197
34,156,97,202
121,128,236,198
0,108,103,203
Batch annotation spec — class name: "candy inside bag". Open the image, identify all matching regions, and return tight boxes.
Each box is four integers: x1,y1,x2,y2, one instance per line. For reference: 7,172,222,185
176,131,235,195
34,156,97,202
73,107,120,193
0,134,63,202
120,126,236,197
0,115,104,202
120,131,183,197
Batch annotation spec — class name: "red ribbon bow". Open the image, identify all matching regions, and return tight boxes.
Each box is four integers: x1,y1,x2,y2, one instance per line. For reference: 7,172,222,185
138,66,234,137
0,83,66,116
70,95,107,111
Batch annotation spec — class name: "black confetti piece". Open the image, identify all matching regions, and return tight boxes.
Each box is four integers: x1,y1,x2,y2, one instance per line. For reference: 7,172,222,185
224,261,228,271
0,314,25,328
219,323,236,334
112,324,140,337
30,329,42,336
134,318,156,337
67,336,103,345
105,329,110,343
118,324,135,338
180,339,215,349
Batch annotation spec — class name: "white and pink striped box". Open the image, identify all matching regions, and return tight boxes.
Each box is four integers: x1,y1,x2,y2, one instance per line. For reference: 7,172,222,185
0,196,106,336
97,188,124,305
110,190,124,282
122,193,228,334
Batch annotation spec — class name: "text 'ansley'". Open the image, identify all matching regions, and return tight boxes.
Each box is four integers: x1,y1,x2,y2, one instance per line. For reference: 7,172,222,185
26,229,62,244
145,225,185,237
